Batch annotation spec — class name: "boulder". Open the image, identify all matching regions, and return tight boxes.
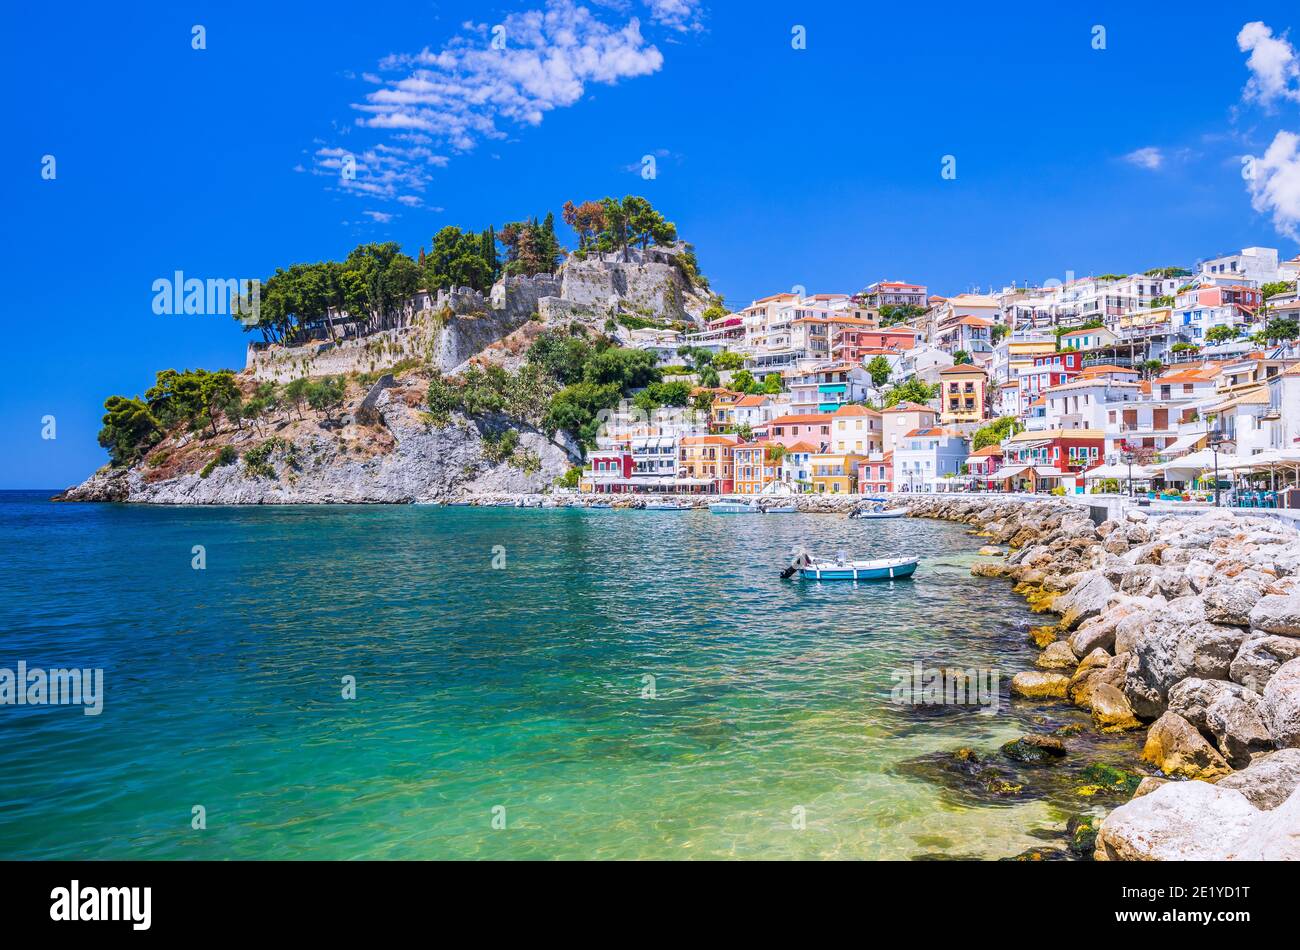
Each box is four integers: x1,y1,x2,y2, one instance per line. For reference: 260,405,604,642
1094,781,1260,860
1217,749,1300,810
1091,683,1142,732
1057,571,1115,632
1167,677,1257,730
1127,619,1252,715
1068,616,1116,657
1132,776,1169,799
1067,649,1122,709
1140,711,1233,780
1205,691,1273,768
1010,671,1070,700
1261,657,1300,748
1001,734,1067,764
1248,594,1300,637
1184,559,1214,593
1036,641,1079,671
1203,581,1266,627
1230,635,1300,693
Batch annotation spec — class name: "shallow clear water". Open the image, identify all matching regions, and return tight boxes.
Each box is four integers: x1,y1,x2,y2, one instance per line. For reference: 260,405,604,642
0,492,1091,859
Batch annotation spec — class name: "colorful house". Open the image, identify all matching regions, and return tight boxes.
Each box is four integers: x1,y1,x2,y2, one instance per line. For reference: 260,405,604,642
938,364,990,424
1003,428,1105,475
809,452,863,494
677,435,738,493
881,401,940,454
580,449,634,493
780,441,818,491
733,442,779,494
830,403,882,455
857,451,893,494
893,427,970,492
754,413,833,450
965,444,1004,489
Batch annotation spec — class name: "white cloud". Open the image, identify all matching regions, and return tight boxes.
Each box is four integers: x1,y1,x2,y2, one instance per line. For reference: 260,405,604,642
1248,131,1300,240
364,210,394,223
1122,146,1164,171
311,0,694,209
644,0,703,32
1238,22,1300,107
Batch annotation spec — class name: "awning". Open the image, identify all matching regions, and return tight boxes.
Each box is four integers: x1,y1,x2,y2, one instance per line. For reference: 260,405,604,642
1083,463,1143,480
1162,431,1208,455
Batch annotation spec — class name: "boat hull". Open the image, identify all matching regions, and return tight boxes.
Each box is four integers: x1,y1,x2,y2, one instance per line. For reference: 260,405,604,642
709,503,755,514
853,510,906,519
798,558,918,581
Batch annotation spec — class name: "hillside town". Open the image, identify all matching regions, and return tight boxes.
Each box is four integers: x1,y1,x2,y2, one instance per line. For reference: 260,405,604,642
582,246,1300,504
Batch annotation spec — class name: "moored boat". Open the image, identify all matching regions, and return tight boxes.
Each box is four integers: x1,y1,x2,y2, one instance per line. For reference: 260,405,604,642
850,502,906,519
644,500,691,510
781,549,919,581
709,500,756,514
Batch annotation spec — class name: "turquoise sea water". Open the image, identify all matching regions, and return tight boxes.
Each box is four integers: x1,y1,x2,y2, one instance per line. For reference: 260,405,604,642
1,491,1086,860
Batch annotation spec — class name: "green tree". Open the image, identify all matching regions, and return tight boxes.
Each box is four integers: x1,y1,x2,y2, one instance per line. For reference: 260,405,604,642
283,377,310,420
952,350,973,365
712,351,744,371
866,355,892,387
1260,280,1294,300
306,376,346,423
883,378,937,408
1204,325,1238,346
542,382,621,446
697,365,720,389
98,396,163,466
730,369,760,394
762,373,783,395
1264,317,1300,342
972,416,1018,450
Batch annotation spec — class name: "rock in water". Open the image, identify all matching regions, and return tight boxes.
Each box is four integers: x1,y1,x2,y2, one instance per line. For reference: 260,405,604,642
1091,683,1142,732
1010,671,1070,700
1000,734,1067,764
1140,711,1232,780
1036,641,1079,671
1094,781,1261,860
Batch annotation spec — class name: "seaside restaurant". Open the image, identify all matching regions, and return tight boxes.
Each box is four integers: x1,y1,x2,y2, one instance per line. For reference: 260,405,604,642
992,463,1065,494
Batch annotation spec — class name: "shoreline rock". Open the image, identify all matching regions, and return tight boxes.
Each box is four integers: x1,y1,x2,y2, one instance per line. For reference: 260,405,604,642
903,495,1300,861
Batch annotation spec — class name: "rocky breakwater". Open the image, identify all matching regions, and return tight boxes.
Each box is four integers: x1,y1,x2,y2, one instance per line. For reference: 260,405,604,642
904,496,1300,861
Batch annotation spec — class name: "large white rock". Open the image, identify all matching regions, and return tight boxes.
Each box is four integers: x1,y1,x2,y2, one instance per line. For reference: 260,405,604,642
1231,635,1300,693
1217,749,1300,809
1249,594,1300,637
1261,657,1300,748
1094,781,1261,860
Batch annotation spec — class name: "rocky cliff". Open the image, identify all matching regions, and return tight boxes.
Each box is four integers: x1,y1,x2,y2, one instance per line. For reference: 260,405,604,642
59,378,577,505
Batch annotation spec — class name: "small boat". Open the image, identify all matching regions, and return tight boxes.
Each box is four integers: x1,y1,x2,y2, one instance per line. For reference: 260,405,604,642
850,502,906,520
759,504,798,514
782,551,919,581
587,502,613,509
644,500,691,510
709,500,756,514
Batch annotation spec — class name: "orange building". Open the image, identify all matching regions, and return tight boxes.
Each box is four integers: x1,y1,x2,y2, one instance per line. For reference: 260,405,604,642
678,435,738,493
733,442,779,494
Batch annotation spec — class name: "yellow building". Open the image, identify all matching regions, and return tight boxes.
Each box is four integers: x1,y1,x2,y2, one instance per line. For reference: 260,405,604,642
939,364,989,424
809,452,863,494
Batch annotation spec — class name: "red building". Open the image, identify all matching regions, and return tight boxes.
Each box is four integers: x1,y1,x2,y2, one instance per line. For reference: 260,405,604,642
1018,350,1084,408
856,451,893,494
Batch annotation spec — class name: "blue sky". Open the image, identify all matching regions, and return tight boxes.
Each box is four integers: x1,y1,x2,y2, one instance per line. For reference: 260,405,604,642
5,0,1300,488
